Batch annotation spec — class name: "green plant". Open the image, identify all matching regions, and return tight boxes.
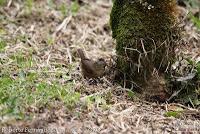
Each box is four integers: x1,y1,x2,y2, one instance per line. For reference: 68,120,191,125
0,39,7,51
71,0,80,14
172,59,200,107
47,0,55,9
47,36,54,45
0,50,80,122
11,53,34,69
196,62,200,79
187,59,200,79
0,0,6,6
83,95,109,110
24,0,34,14
185,0,200,8
59,4,68,17
25,0,33,9
189,13,200,29
164,111,182,118
0,74,80,120
127,90,136,100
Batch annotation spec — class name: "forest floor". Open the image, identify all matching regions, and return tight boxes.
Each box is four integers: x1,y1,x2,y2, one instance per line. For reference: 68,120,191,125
0,0,200,133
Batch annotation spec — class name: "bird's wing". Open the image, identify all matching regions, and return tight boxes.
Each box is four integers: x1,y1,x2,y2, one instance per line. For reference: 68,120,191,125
81,59,96,73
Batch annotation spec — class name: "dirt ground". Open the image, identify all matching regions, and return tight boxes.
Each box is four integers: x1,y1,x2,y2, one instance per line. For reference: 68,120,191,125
0,0,200,133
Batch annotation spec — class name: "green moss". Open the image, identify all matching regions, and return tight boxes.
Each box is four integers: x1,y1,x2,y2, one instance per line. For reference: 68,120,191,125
164,111,182,118
110,0,180,87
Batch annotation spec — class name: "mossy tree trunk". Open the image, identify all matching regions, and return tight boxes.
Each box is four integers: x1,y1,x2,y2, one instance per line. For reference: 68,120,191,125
110,0,180,100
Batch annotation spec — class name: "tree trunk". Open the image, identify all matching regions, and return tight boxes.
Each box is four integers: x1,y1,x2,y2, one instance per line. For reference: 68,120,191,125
110,0,180,101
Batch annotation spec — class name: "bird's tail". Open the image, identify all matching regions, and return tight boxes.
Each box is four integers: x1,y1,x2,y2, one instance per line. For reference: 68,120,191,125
77,48,87,60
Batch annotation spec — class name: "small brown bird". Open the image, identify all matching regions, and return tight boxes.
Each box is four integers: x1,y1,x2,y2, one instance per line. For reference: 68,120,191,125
77,49,107,78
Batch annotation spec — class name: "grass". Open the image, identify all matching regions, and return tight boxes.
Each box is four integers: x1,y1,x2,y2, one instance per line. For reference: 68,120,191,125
196,62,200,79
0,39,7,52
0,0,6,6
87,95,109,110
0,68,80,122
0,44,80,123
24,0,34,11
0,74,80,119
71,0,80,15
164,111,182,118
189,13,200,29
0,0,83,122
59,4,68,17
173,59,200,107
185,0,200,30
187,0,200,8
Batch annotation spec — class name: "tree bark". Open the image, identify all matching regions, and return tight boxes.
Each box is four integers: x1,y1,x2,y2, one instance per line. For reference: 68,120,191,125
110,0,180,100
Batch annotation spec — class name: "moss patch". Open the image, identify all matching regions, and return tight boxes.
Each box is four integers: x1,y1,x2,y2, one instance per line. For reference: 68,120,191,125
110,0,180,89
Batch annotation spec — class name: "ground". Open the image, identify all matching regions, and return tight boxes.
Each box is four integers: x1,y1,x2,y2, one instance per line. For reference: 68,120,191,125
0,0,200,133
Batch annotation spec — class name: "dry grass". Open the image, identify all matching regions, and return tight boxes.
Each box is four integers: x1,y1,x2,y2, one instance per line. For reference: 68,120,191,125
0,0,200,133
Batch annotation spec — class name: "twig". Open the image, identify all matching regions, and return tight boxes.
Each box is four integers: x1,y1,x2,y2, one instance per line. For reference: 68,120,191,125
80,87,112,102
7,0,12,8
140,39,147,57
54,15,72,36
66,48,72,64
